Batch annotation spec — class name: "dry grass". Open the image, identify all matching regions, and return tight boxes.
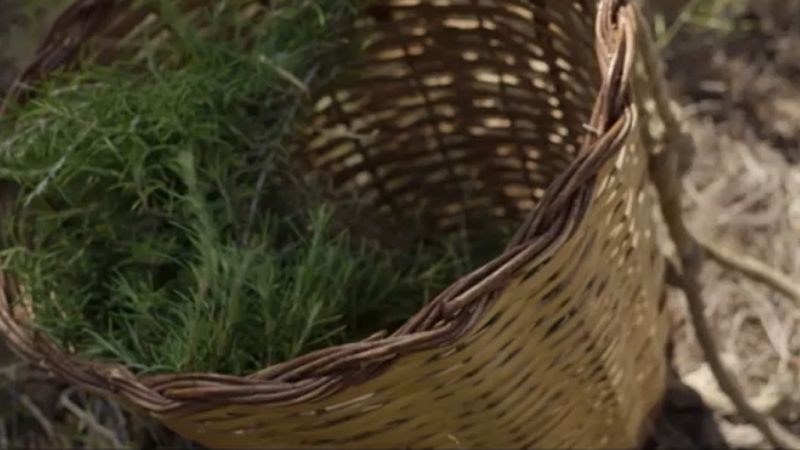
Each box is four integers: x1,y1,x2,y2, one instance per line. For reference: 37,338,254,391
653,0,800,447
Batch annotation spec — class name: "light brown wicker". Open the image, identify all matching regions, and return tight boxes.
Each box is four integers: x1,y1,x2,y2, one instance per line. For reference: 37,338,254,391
0,0,669,448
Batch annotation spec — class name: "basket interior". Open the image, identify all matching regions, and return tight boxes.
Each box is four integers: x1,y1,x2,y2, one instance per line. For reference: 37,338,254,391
9,0,601,239
304,0,600,234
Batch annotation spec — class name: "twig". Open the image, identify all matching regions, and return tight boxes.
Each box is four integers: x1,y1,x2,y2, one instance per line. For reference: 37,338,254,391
648,94,800,450
239,60,322,247
697,237,800,306
259,56,310,97
0,418,8,450
59,388,124,448
667,260,800,450
17,393,55,441
635,8,800,448
652,101,800,450
103,395,130,444
726,309,749,356
656,0,705,49
745,283,791,362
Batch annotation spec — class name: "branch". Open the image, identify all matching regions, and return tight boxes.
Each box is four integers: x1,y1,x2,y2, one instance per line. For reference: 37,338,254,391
697,237,800,305
59,388,124,448
668,259,800,450
634,9,800,447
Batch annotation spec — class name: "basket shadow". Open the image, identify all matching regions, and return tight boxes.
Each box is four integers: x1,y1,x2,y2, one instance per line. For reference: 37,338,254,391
643,371,731,450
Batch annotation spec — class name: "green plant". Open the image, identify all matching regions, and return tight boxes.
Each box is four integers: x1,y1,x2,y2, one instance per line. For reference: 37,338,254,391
653,0,755,48
0,0,508,376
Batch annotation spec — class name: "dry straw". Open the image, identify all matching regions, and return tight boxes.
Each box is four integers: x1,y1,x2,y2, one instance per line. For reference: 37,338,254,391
0,0,670,447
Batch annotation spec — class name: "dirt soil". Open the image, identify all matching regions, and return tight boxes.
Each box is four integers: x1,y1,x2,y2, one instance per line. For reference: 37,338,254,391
645,1,800,449
2,0,800,448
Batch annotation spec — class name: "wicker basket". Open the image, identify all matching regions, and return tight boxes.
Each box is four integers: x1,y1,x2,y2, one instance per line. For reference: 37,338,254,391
0,0,669,448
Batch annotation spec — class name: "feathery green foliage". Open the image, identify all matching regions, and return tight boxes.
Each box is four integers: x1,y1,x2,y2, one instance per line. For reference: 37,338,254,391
0,0,508,376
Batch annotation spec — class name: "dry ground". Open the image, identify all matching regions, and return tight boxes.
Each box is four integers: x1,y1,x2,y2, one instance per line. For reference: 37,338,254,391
647,0,800,448
2,0,800,448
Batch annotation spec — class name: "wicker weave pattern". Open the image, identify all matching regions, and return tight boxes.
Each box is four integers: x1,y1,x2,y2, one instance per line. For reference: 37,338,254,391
305,0,598,228
0,0,668,448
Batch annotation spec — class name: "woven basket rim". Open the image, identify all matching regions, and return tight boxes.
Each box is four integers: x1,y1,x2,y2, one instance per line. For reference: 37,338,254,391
0,0,640,414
